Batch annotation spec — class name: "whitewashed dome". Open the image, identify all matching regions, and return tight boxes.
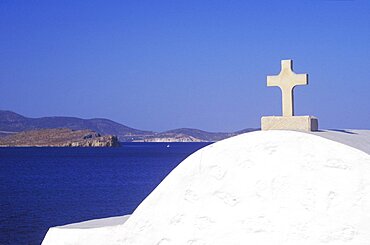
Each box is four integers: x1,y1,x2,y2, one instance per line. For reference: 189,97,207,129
117,130,370,245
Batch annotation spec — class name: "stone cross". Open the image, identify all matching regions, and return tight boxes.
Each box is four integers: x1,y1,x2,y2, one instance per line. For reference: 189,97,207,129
267,60,308,117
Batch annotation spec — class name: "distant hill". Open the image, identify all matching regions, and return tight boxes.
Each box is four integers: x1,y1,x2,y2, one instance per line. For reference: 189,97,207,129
0,110,153,141
0,110,258,142
0,128,119,147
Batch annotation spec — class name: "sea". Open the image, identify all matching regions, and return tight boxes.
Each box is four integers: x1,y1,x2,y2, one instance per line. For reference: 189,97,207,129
0,142,211,245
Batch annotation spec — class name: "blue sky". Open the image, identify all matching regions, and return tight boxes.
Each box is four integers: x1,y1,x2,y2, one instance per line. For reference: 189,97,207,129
0,0,369,132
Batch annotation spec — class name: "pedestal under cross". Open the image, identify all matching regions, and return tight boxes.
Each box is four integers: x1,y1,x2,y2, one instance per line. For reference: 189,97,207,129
267,60,308,117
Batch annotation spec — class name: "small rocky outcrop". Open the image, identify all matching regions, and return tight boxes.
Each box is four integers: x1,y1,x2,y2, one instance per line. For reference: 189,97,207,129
0,128,120,147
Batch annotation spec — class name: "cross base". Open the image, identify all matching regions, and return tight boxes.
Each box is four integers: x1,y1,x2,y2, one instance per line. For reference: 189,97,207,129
261,116,318,132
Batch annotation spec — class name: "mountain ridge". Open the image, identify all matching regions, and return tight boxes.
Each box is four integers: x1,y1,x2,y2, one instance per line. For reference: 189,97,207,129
0,110,257,142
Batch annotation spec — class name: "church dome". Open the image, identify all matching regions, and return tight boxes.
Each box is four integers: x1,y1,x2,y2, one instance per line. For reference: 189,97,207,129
118,130,370,244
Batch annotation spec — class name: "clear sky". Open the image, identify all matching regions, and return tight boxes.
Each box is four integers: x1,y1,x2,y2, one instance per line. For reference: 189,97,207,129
0,0,369,132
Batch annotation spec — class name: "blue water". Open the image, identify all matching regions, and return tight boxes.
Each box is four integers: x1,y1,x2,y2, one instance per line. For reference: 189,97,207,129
0,142,210,245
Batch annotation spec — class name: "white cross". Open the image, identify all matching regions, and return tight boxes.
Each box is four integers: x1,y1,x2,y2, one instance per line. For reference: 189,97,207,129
267,60,308,117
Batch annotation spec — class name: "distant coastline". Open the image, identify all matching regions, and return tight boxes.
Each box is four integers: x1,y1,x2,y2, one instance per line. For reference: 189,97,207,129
0,110,258,143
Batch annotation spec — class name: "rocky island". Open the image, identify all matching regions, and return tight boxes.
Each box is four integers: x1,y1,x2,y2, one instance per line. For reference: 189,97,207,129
0,128,119,147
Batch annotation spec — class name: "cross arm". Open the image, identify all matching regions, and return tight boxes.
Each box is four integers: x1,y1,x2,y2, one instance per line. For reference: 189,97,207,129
292,73,308,87
267,75,280,87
